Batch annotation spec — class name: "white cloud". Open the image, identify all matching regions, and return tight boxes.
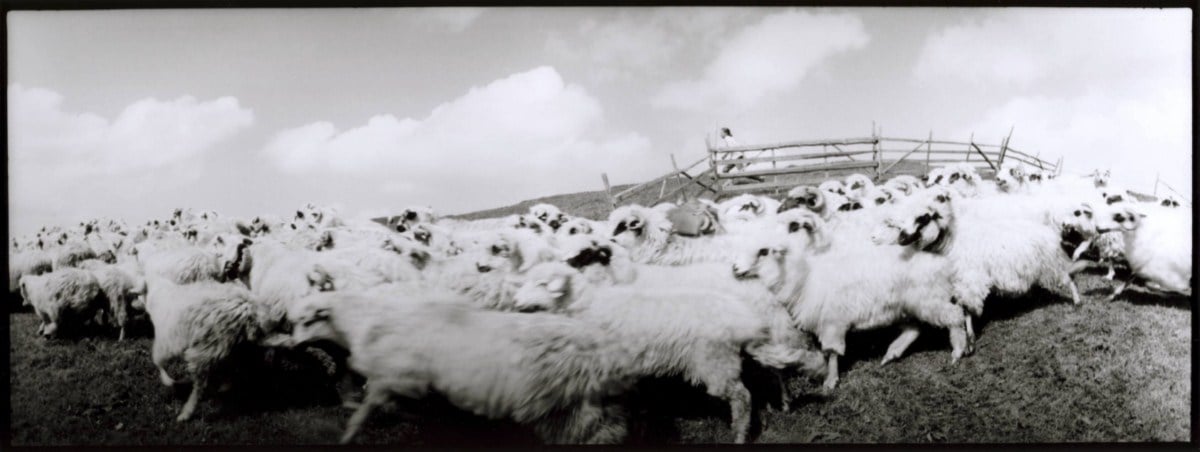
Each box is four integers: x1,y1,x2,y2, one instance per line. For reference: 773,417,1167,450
954,79,1190,194
262,66,659,216
651,10,869,111
544,8,756,83
913,8,1190,88
402,7,486,33
8,84,253,175
921,9,1191,193
7,84,255,235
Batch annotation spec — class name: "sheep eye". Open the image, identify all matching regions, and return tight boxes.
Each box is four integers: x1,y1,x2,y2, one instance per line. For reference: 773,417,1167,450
876,198,886,205
491,245,503,254
757,248,769,257
1113,214,1125,222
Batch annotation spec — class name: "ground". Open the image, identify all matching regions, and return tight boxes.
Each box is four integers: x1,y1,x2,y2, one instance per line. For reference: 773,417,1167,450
8,272,1190,445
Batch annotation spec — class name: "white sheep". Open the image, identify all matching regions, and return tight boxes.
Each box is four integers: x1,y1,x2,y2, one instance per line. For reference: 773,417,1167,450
529,203,569,232
289,290,635,444
511,260,826,443
874,187,1083,341
716,194,780,230
843,173,875,198
18,268,108,338
607,205,764,266
9,249,54,304
818,179,847,196
85,259,145,340
51,239,102,271
775,204,972,390
132,275,268,422
882,175,921,196
133,241,225,285
1094,203,1192,298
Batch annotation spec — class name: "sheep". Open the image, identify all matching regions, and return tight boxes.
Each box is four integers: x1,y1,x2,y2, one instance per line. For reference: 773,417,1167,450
289,290,635,444
555,216,601,238
818,179,847,196
716,194,780,228
85,259,145,340
780,207,972,390
529,203,569,232
608,204,775,266
133,241,225,285
883,175,921,196
844,173,875,198
873,187,1083,341
1094,203,1192,299
51,239,101,271
132,275,268,422
1158,194,1184,208
511,260,826,443
384,205,438,233
779,185,837,221
664,199,721,237
9,248,54,303
427,228,558,311
18,269,108,338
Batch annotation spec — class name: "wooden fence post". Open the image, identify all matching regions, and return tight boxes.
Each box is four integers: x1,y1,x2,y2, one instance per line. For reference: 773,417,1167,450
925,131,932,172
1154,173,1160,197
601,173,615,208
998,126,1014,168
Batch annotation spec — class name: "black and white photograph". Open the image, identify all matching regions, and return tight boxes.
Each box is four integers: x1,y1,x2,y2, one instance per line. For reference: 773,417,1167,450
5,6,1193,446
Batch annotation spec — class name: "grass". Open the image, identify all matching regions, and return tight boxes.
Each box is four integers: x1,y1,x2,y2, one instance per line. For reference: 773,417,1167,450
9,170,1193,445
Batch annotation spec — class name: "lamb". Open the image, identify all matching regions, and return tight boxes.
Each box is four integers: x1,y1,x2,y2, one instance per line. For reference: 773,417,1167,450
18,269,108,338
132,275,268,422
289,290,635,444
1094,203,1192,298
511,260,826,443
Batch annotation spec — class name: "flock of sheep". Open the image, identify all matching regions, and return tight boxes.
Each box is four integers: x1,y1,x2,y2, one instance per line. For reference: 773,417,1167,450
8,162,1192,444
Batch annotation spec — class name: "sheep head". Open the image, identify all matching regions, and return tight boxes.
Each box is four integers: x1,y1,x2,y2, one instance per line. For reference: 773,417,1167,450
1161,196,1182,208
777,209,829,252
781,186,825,214
731,236,790,294
213,235,254,282
1093,204,1144,234
557,217,594,237
511,262,577,313
290,295,345,349
818,180,846,196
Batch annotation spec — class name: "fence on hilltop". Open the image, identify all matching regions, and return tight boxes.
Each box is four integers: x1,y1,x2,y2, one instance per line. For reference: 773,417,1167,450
600,125,1063,208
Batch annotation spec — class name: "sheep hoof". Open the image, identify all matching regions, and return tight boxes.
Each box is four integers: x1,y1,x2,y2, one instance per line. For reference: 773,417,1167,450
822,379,838,391
175,412,192,423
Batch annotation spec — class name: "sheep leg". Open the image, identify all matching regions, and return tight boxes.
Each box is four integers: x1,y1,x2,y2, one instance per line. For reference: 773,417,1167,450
776,370,792,412
340,380,393,445
909,301,970,363
176,357,210,422
1071,240,1092,261
709,381,752,444
880,325,921,366
1063,272,1082,305
1068,259,1092,275
152,341,182,387
823,353,839,390
1104,265,1116,280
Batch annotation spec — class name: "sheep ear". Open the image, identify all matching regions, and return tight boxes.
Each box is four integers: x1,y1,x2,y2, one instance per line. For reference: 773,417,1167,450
312,307,331,321
546,276,567,293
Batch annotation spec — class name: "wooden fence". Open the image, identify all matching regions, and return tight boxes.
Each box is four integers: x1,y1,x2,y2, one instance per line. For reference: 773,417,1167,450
601,128,1061,208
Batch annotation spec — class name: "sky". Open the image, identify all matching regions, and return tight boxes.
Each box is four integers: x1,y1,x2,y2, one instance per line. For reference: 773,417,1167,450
7,7,1192,235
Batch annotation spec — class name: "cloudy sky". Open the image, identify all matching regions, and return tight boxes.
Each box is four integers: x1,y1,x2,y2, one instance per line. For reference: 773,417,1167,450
8,7,1191,235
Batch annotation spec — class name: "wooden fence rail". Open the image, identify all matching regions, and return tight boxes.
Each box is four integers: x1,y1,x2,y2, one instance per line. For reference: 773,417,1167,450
602,130,1060,207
